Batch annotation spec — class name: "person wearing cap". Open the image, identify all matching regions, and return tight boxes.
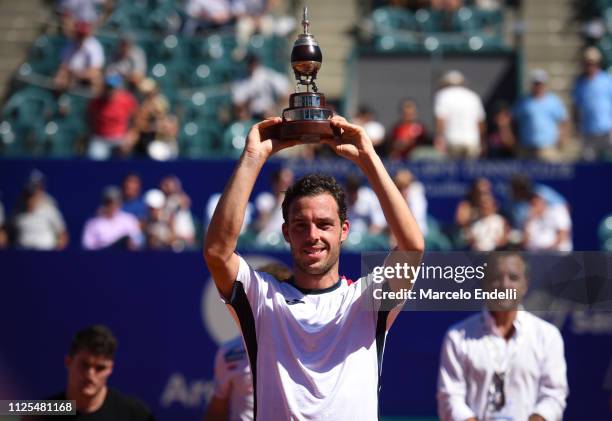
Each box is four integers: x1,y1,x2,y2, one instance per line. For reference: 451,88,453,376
433,70,486,159
54,20,105,92
572,46,612,161
86,73,138,160
142,189,174,250
81,186,143,250
513,69,569,162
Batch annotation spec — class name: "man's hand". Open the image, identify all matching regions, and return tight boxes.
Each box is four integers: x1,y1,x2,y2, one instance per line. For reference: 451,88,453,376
528,414,545,421
243,117,299,162
325,116,376,164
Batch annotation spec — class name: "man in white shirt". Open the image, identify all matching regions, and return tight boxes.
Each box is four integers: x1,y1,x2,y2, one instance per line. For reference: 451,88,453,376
204,116,424,419
231,55,290,120
54,21,105,92
437,253,568,421
434,70,486,159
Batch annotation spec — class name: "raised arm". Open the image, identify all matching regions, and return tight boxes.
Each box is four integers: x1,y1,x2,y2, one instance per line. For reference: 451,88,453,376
204,117,297,299
327,116,425,253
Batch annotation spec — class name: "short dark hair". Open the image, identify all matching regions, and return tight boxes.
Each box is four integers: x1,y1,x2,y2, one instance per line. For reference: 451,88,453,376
69,325,118,359
282,174,347,223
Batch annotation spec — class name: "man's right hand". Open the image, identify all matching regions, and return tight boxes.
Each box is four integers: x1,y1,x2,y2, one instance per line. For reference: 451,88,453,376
243,117,299,162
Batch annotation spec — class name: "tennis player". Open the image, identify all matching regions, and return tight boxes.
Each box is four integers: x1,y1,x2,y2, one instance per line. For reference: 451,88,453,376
204,115,424,419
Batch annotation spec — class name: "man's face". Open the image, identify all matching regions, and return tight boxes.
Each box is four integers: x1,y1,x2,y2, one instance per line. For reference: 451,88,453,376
485,255,528,311
282,194,349,277
65,351,113,399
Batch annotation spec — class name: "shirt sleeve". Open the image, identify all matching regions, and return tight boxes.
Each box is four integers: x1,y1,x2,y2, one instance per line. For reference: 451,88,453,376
532,327,568,421
212,346,232,399
437,331,478,421
553,96,568,122
226,255,267,318
81,219,97,250
89,38,105,68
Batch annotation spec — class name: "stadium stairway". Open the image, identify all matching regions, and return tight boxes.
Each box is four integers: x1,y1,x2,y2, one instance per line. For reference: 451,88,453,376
522,0,583,159
0,0,49,101
522,0,582,102
291,0,356,101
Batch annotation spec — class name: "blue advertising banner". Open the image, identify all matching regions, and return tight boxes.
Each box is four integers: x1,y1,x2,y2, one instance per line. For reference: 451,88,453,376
0,250,610,420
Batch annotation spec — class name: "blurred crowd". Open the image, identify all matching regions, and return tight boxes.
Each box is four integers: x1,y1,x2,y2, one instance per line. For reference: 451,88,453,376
0,167,576,253
351,50,612,162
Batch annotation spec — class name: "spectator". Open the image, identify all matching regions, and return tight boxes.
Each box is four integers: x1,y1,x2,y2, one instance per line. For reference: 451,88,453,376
455,178,493,229
505,174,567,230
106,34,147,90
393,169,428,236
133,79,179,161
82,186,142,250
27,325,154,420
434,70,486,159
486,101,516,158
573,46,612,161
437,253,568,420
465,194,508,251
182,0,235,36
86,73,138,160
120,173,147,222
233,0,295,60
254,168,294,246
159,175,195,250
57,0,112,28
10,172,68,250
143,189,174,250
206,193,254,235
231,54,290,120
513,69,568,162
353,105,386,151
345,174,387,235
387,98,428,160
523,193,572,252
54,21,105,93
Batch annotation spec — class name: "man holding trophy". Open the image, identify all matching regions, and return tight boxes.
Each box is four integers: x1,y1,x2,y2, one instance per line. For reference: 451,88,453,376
204,8,424,419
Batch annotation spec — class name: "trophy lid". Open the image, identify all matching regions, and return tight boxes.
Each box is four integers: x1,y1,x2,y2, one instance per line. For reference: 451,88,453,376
291,7,322,61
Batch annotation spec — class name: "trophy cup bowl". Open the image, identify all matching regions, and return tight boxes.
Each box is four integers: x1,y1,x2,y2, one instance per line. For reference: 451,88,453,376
280,7,336,143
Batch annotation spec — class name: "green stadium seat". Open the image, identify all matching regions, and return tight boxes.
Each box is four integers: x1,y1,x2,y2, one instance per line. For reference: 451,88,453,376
179,121,219,158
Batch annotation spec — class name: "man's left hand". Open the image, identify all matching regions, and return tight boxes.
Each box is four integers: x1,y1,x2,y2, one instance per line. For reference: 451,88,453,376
325,116,375,164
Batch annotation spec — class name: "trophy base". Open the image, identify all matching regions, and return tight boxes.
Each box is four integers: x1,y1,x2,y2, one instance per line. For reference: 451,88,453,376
280,119,336,143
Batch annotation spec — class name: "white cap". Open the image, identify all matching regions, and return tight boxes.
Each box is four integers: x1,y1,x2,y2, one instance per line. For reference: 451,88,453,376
440,70,465,86
144,189,165,209
530,68,549,84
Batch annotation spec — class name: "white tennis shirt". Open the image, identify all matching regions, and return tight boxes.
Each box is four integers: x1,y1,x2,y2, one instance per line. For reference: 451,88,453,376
222,255,402,420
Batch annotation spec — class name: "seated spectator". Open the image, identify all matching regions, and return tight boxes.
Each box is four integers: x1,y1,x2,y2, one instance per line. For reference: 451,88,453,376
120,173,147,223
393,169,428,236
455,177,493,229
133,79,179,160
231,54,290,120
387,98,428,160
106,34,147,90
233,0,295,60
205,193,254,235
182,0,235,36
353,105,386,152
486,101,516,158
523,193,572,251
82,186,142,250
143,189,174,250
506,174,567,230
513,69,568,162
254,168,294,246
159,175,195,250
572,47,612,161
10,177,68,250
345,175,387,235
465,194,508,251
434,71,486,159
86,74,138,160
57,0,113,30
54,21,105,93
